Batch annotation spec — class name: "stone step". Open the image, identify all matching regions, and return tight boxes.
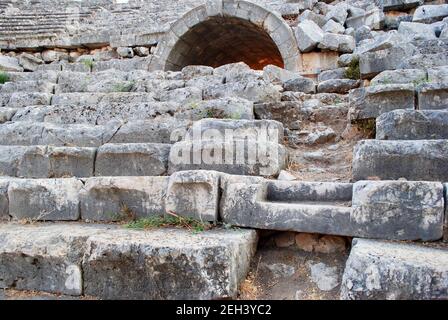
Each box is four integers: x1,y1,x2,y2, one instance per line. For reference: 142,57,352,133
417,83,448,110
353,140,448,181
51,92,156,106
376,110,448,140
341,238,448,300
168,140,287,177
185,118,285,143
0,171,222,222
5,70,58,83
0,80,54,93
220,178,445,241
0,222,257,299
11,97,253,124
2,172,444,240
0,27,65,34
0,92,52,108
348,84,415,121
0,119,187,145
0,143,170,178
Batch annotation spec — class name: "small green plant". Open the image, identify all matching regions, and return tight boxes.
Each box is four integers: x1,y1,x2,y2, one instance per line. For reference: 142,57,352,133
81,58,94,71
379,77,392,85
412,77,429,87
344,57,360,80
355,118,376,138
204,108,225,119
0,71,9,84
106,203,137,222
125,212,211,234
113,81,134,92
230,110,242,120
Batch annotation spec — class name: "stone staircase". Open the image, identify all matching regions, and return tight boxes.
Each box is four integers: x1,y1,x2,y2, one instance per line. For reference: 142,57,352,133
0,60,446,300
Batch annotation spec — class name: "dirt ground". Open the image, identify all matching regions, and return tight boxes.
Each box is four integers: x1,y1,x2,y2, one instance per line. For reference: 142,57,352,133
238,237,350,300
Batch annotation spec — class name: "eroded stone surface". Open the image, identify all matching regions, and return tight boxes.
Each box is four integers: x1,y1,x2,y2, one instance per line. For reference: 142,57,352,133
341,239,448,300
0,223,257,299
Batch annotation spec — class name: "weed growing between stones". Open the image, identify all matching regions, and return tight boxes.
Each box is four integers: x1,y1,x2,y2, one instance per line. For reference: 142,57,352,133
412,76,429,86
81,58,94,71
0,71,9,84
125,212,212,234
344,57,360,80
355,118,376,138
204,108,225,119
112,81,134,92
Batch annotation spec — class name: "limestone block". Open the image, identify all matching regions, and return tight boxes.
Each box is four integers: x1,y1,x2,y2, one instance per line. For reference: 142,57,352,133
376,110,448,140
348,84,415,121
80,176,168,222
351,181,444,241
95,143,171,176
8,178,82,221
165,170,221,222
352,140,448,181
417,83,448,110
341,239,448,300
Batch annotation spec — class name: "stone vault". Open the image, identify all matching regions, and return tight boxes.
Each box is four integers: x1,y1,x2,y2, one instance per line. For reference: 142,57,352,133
153,0,301,71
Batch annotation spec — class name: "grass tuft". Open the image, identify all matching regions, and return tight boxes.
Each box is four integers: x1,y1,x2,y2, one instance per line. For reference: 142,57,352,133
0,71,9,84
344,57,360,80
125,211,211,234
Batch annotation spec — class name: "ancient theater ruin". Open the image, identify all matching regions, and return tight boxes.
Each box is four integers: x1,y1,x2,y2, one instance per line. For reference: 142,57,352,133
0,0,447,300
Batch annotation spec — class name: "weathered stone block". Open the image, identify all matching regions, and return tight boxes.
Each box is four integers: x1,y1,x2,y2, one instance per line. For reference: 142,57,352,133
95,143,170,176
56,70,129,93
413,4,448,23
80,176,168,222
0,108,17,123
0,122,120,148
0,223,85,295
283,76,316,93
45,147,96,178
8,178,82,221
359,43,417,79
428,66,448,83
376,110,448,140
301,51,340,75
82,227,257,299
111,119,189,144
0,145,95,178
221,180,354,236
165,170,221,222
168,140,287,177
186,119,284,143
317,79,360,94
382,0,423,12
317,68,347,82
92,57,152,72
5,92,52,108
398,22,437,41
351,181,444,241
341,239,448,300
417,83,448,110
348,84,415,121
318,33,355,53
295,20,324,53
352,140,448,181
0,56,23,72
370,69,427,86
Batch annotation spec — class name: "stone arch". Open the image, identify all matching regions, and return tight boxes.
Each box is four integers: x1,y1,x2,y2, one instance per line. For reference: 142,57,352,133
153,0,301,72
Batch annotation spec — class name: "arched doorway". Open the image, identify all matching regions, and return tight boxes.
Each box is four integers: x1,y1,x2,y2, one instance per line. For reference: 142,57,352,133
153,0,301,72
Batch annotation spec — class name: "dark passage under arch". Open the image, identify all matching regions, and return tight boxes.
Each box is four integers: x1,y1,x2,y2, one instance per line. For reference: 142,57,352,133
166,16,285,71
